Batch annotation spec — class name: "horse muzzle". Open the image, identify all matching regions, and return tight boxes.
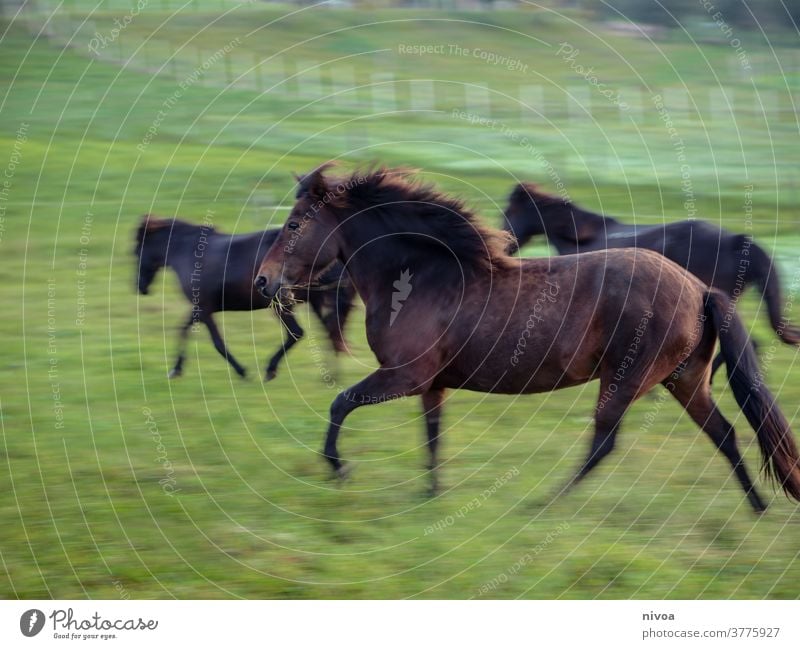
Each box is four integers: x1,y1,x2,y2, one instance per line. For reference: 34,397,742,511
255,274,296,306
254,274,279,300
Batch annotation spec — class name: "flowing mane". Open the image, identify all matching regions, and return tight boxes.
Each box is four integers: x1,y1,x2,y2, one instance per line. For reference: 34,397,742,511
509,182,570,208
135,215,215,245
334,167,515,272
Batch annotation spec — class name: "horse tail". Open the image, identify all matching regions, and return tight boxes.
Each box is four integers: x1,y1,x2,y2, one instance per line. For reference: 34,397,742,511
743,236,800,344
706,290,800,501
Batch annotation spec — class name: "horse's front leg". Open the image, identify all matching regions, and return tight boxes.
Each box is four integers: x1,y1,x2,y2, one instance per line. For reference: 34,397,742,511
422,388,446,496
323,366,433,479
265,307,304,381
169,311,196,379
202,313,247,378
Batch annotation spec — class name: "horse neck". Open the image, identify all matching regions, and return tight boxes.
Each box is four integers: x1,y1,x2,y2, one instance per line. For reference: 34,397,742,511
547,203,617,251
333,215,465,308
162,226,204,271
572,203,618,227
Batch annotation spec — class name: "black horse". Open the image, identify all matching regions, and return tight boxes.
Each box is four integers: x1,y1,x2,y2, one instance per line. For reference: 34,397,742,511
134,214,354,379
503,183,800,375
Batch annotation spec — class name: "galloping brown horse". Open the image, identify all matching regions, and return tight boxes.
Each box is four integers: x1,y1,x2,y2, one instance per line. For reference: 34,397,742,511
255,165,800,513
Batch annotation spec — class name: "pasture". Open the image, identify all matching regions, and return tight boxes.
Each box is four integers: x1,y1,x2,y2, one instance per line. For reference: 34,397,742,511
2,1,800,598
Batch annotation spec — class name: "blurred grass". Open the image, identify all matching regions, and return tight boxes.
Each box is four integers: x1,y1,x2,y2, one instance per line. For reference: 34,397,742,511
1,2,800,599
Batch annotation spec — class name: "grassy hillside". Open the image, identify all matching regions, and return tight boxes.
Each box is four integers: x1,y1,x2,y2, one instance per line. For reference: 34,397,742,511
1,2,800,598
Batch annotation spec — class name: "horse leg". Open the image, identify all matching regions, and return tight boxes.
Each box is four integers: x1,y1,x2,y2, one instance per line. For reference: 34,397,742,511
547,377,641,504
323,367,432,479
265,307,304,382
308,287,348,355
169,312,195,379
667,379,767,513
421,388,446,496
202,314,247,378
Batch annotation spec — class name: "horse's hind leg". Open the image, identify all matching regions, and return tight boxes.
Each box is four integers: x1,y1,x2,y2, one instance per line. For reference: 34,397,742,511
265,308,304,382
421,388,446,496
202,313,247,378
667,376,767,513
169,311,195,379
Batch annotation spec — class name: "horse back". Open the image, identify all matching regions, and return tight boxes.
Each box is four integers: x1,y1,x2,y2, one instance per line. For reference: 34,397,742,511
431,250,707,394
173,229,279,312
578,218,742,294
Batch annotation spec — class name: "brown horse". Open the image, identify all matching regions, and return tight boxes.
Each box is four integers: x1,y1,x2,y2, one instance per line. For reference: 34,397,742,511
255,165,800,513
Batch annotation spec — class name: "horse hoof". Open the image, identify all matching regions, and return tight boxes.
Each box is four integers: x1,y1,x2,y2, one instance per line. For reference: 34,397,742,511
168,368,182,379
334,462,353,483
236,368,248,379
265,369,277,382
526,493,559,512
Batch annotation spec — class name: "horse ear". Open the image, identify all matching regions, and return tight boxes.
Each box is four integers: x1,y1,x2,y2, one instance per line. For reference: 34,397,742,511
140,214,169,233
295,162,335,200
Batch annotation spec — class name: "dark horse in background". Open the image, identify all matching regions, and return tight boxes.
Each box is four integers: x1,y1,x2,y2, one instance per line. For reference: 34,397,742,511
135,215,354,380
503,183,800,377
256,165,800,513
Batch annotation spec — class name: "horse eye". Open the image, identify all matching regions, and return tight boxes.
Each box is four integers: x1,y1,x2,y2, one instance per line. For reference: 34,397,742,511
287,221,300,231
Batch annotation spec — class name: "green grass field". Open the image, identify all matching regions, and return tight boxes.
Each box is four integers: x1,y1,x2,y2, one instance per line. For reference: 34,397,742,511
2,1,800,599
